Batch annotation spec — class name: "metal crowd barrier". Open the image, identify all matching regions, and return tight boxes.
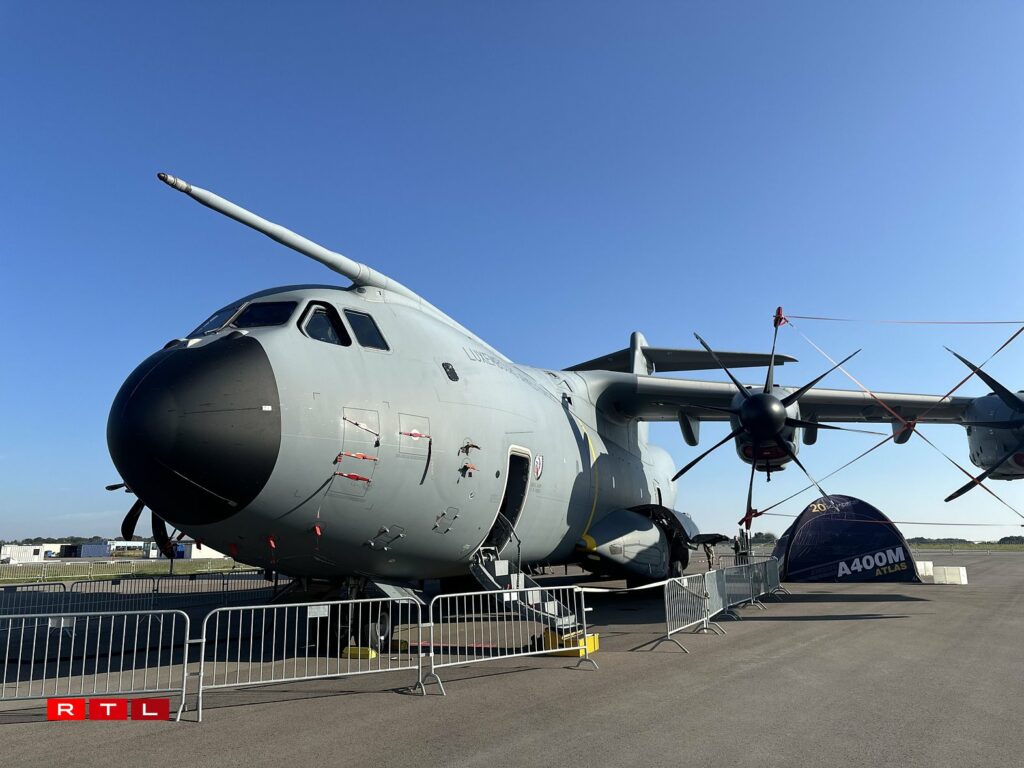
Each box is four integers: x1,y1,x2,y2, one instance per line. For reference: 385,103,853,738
67,578,159,614
0,609,190,721
422,585,597,695
651,556,785,649
1,574,283,620
0,559,788,721
0,583,68,616
196,597,423,721
711,553,773,569
0,558,259,584
659,573,715,652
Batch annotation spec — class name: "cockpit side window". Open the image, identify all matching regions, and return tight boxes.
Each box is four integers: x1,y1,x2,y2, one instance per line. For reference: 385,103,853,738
231,301,298,329
301,303,352,346
344,310,390,351
188,304,242,338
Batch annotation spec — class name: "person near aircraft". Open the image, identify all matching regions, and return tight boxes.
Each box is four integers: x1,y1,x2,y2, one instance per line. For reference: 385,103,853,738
703,543,715,570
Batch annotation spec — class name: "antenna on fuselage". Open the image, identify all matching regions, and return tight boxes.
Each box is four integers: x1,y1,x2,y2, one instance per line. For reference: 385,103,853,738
157,172,422,304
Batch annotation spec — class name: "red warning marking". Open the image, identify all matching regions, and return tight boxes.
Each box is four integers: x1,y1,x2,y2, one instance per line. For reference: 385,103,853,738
267,535,276,550
335,451,379,463
335,472,372,483
400,430,431,440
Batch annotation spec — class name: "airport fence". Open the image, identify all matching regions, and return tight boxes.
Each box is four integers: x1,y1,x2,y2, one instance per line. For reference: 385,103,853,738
196,597,423,721
0,609,190,720
0,558,258,584
422,585,597,695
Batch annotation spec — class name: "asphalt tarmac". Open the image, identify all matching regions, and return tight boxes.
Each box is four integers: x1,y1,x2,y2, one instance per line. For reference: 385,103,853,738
2,552,1021,768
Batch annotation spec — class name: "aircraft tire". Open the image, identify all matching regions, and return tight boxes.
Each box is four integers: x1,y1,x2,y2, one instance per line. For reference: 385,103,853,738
358,607,392,651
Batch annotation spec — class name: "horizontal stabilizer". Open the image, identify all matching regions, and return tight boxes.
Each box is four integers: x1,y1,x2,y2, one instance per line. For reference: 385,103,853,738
566,346,797,374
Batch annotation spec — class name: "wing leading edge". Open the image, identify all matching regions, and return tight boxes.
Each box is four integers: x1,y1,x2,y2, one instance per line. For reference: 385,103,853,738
588,372,970,425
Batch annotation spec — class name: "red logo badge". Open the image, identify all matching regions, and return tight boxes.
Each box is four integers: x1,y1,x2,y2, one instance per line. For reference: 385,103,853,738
89,699,129,720
47,699,86,721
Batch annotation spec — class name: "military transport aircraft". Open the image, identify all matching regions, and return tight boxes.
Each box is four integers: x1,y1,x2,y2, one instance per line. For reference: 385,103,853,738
105,173,1023,595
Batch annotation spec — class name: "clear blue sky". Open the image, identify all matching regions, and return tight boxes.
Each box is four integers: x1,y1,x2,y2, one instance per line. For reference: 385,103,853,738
1,2,1022,541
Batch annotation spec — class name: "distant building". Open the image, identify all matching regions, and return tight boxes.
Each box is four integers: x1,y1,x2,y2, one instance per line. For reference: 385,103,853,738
145,540,227,560
80,542,111,558
1,544,45,563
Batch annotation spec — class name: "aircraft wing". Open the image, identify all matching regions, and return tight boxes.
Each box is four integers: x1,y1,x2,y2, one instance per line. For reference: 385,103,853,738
567,347,797,374
594,373,971,424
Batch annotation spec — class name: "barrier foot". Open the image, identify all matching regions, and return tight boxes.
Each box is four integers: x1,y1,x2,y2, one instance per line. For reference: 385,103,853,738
773,586,791,597
750,597,767,611
421,671,446,696
575,655,600,669
698,621,726,636
647,636,689,654
721,610,741,621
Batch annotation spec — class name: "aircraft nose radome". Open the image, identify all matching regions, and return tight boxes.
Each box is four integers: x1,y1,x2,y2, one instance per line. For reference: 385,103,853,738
107,333,281,527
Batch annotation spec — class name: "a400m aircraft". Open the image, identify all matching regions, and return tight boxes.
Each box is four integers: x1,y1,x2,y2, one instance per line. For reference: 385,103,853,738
106,173,1024,594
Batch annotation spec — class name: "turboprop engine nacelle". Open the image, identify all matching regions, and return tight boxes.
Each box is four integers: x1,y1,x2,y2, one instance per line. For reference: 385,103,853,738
730,387,801,471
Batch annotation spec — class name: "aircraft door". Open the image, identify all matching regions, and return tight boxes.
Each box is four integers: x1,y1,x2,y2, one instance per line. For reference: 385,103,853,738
480,448,531,556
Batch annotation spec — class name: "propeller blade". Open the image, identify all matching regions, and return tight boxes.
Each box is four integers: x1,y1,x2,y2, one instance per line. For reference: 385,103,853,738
744,448,758,519
946,348,1024,414
106,482,127,492
784,417,886,436
781,349,861,408
694,333,751,400
764,307,785,394
672,426,744,481
120,499,145,541
152,512,176,559
777,439,827,498
945,436,1024,502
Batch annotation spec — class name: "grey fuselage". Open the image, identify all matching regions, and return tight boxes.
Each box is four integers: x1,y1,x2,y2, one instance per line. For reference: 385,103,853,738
113,284,679,581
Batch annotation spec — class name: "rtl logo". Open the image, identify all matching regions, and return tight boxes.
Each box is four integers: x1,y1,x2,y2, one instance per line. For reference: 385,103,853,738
47,698,171,721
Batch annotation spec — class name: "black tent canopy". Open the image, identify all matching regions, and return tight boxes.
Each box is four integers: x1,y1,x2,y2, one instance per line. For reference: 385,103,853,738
772,495,920,583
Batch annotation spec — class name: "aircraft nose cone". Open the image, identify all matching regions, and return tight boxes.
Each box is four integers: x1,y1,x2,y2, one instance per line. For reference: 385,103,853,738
107,333,281,526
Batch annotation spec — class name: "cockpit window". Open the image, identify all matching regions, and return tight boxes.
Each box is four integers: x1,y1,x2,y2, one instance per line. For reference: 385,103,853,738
344,310,389,351
188,304,242,338
230,301,298,329
301,304,352,346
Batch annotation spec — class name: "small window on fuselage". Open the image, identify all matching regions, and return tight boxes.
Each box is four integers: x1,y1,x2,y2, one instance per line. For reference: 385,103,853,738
344,310,389,350
301,303,352,346
230,301,298,329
